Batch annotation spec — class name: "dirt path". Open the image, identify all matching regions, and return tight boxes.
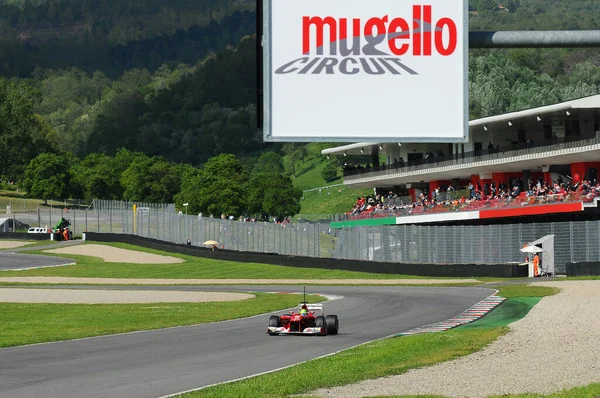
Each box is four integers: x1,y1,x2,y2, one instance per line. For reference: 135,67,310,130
0,288,254,303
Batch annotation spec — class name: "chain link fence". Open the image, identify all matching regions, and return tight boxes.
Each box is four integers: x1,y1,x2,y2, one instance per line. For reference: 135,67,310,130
7,203,599,274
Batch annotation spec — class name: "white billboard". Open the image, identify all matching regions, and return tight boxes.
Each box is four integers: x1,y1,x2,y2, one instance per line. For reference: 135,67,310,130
262,0,468,143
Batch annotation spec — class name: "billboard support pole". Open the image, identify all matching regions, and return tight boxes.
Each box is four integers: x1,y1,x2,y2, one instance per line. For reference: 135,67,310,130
256,0,263,129
469,30,600,48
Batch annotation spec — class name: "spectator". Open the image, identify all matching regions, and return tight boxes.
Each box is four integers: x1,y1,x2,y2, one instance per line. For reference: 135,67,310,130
526,137,534,147
446,185,455,201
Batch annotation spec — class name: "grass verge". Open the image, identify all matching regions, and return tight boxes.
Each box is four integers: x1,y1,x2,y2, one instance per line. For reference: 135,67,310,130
296,186,373,220
178,285,560,398
0,292,323,348
495,284,560,298
5,242,477,282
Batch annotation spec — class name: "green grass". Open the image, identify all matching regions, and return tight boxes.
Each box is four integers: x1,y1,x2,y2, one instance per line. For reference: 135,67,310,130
319,232,337,258
494,284,560,298
5,242,474,282
182,328,507,398
0,292,324,347
285,143,342,191
178,284,561,398
297,185,373,220
282,143,374,218
0,191,75,212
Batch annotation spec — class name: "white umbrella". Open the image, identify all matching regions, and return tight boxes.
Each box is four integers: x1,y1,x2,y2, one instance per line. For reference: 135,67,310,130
520,245,544,254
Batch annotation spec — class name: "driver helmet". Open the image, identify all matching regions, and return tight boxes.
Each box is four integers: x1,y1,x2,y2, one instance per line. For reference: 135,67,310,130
300,304,308,315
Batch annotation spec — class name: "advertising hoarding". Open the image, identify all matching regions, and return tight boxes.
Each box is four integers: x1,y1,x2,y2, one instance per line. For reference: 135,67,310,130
262,0,468,143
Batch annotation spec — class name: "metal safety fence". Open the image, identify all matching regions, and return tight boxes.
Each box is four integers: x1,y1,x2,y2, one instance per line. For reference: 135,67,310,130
10,206,600,274
10,208,328,258
333,221,600,274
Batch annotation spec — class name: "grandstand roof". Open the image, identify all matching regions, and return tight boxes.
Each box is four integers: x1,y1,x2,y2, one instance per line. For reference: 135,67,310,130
322,94,600,156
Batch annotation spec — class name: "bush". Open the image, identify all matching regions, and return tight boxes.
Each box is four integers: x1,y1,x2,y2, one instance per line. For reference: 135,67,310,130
321,162,339,183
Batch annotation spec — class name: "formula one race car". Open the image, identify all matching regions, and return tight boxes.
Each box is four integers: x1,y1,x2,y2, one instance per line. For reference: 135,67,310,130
266,303,339,336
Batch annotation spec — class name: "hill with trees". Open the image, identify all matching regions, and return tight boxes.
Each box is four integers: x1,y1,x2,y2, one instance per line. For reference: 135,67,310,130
0,0,255,77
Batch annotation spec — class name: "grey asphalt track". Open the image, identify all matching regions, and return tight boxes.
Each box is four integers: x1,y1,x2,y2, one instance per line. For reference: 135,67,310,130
0,285,496,398
0,252,74,270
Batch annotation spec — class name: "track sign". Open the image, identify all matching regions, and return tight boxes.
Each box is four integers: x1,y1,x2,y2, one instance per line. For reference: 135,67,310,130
262,0,468,143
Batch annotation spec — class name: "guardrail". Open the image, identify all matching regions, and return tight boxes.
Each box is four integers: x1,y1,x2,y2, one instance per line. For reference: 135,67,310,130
343,133,600,179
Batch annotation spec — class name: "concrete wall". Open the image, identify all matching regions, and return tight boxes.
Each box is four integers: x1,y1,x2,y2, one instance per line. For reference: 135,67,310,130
0,232,51,241
566,262,600,277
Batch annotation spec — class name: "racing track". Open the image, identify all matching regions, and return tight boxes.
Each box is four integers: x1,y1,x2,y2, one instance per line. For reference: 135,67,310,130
0,285,496,398
0,252,74,271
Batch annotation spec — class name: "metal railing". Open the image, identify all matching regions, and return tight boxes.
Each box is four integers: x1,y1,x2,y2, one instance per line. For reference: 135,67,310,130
91,199,175,212
343,133,600,179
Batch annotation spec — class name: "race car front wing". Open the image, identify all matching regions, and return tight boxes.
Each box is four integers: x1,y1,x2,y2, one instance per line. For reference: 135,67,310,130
266,326,326,336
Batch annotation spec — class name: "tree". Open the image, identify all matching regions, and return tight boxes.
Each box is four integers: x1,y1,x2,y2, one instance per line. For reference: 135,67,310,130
477,0,496,12
175,154,248,216
281,143,307,176
262,179,302,220
69,153,123,201
22,152,78,204
0,78,54,180
321,161,340,183
251,151,285,176
120,155,182,202
246,172,301,220
86,90,149,155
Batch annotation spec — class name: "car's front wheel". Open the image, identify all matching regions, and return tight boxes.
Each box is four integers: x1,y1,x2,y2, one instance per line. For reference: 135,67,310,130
269,315,281,327
325,315,339,335
315,315,326,329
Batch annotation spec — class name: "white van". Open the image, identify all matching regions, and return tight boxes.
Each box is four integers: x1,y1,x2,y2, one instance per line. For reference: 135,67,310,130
27,227,50,234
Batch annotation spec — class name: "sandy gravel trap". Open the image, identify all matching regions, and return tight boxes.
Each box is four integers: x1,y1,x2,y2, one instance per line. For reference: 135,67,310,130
44,244,185,264
0,241,35,249
0,288,254,304
310,281,600,398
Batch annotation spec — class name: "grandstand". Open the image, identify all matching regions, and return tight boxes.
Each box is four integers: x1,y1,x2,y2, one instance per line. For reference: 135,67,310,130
323,94,600,227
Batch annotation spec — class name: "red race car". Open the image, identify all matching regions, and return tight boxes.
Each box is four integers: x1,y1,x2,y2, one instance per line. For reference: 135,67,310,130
267,303,339,336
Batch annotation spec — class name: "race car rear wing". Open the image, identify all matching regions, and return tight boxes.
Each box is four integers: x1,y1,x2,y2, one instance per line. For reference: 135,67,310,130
298,303,323,312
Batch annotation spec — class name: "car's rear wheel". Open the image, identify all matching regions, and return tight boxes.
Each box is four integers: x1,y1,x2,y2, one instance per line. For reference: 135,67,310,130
269,315,281,327
315,315,326,329
325,315,339,335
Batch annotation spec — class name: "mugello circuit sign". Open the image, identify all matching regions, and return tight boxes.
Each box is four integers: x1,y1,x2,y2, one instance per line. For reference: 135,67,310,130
262,0,468,142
